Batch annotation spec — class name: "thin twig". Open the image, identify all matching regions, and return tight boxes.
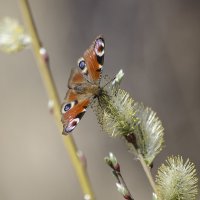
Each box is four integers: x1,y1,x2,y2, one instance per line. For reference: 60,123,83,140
112,170,134,200
19,0,95,199
106,153,134,200
125,135,157,195
117,172,134,200
138,153,157,194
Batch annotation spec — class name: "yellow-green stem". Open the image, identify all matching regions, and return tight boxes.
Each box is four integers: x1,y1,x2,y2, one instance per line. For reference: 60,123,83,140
19,0,95,199
138,153,157,194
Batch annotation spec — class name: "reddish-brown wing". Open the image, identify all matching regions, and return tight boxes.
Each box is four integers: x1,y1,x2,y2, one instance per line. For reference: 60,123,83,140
61,89,90,134
78,35,105,84
61,36,105,135
61,68,92,134
68,67,87,89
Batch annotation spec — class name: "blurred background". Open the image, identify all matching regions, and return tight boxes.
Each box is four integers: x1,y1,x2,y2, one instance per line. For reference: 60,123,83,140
0,0,200,199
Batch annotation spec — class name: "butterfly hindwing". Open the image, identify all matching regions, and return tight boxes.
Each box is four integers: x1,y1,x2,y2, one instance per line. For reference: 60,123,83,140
61,89,91,134
62,69,93,134
68,67,87,89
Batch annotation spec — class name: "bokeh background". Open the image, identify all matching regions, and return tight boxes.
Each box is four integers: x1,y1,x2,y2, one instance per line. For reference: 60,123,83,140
0,0,200,199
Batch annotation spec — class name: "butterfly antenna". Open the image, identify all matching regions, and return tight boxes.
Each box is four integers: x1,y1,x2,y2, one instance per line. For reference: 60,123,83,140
102,76,116,89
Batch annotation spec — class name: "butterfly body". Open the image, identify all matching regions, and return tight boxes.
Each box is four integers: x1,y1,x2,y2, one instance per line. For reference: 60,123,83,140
61,36,105,134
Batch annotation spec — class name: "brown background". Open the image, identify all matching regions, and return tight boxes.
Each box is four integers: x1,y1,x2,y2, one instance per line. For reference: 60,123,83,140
0,0,200,199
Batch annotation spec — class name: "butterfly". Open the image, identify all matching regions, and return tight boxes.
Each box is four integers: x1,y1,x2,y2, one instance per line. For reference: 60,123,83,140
61,35,105,135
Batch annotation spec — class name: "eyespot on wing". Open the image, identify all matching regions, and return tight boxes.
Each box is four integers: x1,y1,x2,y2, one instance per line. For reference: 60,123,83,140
83,35,105,82
63,118,80,134
61,99,90,134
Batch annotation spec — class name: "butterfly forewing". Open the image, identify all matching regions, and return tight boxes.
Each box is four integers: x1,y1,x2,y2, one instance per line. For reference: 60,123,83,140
61,35,105,134
79,36,105,83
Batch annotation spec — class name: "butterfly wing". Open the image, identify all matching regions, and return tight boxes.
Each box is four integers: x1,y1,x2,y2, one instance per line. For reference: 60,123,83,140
68,67,87,89
61,68,92,135
61,36,105,135
77,35,105,84
61,89,90,134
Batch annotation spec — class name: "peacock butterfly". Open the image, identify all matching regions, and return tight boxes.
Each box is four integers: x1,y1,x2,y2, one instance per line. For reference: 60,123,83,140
61,35,105,135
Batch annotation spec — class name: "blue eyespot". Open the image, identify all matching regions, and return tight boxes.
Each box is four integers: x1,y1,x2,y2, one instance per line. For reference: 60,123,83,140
61,100,78,114
63,103,71,112
79,60,86,70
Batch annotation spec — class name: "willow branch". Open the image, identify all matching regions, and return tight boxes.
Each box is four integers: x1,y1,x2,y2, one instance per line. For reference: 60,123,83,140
116,172,134,200
19,0,95,199
138,153,157,194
